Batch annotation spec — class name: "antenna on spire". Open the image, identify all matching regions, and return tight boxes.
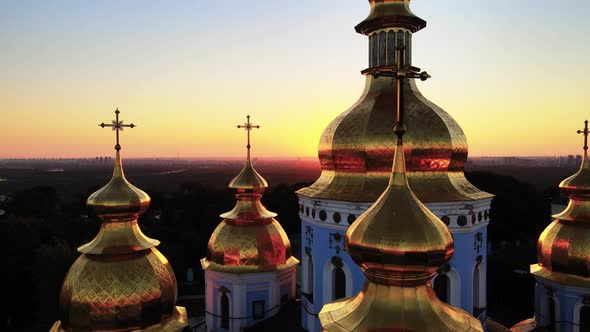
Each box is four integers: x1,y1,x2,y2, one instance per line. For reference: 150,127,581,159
99,108,136,151
237,115,260,162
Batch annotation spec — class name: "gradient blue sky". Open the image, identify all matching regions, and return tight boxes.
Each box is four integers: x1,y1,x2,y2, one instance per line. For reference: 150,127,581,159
1,0,589,158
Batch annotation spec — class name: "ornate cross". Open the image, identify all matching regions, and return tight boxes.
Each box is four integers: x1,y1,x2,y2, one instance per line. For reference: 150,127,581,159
577,120,589,152
237,115,260,159
99,108,135,151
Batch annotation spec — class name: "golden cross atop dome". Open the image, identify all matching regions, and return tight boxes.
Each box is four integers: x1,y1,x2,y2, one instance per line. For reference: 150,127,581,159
237,115,260,159
99,108,136,151
577,120,589,152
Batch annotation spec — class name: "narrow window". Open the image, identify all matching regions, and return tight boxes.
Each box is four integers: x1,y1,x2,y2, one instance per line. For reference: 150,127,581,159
387,31,396,65
379,31,387,66
253,300,265,320
333,267,346,300
548,297,556,329
221,293,229,329
580,305,590,331
434,274,450,304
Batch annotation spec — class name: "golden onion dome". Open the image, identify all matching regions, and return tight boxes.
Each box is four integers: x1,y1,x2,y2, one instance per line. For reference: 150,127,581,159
298,77,492,203
87,150,150,220
533,121,590,287
228,158,268,193
201,116,299,273
346,142,454,285
51,110,187,331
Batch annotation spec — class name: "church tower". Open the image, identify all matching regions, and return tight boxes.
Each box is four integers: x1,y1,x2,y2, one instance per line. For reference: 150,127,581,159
297,1,493,331
319,41,482,331
51,109,188,331
200,116,299,331
520,121,590,332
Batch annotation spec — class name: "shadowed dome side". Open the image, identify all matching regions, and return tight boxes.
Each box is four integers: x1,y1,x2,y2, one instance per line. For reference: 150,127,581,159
298,77,492,203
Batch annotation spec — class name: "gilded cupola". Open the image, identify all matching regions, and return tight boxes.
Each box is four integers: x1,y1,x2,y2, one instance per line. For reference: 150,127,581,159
319,40,482,332
531,120,590,288
297,0,492,203
200,115,299,273
51,109,187,332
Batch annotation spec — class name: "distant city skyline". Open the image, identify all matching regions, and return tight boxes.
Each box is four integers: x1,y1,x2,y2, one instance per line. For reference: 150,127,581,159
1,0,589,158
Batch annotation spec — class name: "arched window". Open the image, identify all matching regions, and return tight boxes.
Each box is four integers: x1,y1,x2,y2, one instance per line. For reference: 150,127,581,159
434,274,450,304
221,292,229,329
379,31,386,66
333,267,346,300
473,261,484,316
304,254,314,304
580,305,590,331
548,297,556,329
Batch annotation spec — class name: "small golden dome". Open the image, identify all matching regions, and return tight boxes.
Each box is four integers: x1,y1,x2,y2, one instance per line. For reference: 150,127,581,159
52,111,187,331
228,158,268,193
298,77,493,203
201,116,299,273
535,122,590,283
87,150,150,220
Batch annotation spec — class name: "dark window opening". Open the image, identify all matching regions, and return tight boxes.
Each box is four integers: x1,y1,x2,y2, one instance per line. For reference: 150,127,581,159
457,215,467,227
253,300,265,320
441,216,450,226
580,305,590,331
434,274,450,304
333,267,346,300
221,293,229,329
548,297,556,329
333,212,341,223
347,214,356,225
319,210,327,221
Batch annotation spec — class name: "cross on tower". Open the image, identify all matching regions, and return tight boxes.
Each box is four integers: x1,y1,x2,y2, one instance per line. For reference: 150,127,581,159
99,108,136,151
578,120,589,152
237,115,260,160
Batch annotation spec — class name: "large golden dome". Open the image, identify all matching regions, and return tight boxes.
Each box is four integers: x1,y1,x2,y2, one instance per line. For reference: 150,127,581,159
533,131,590,287
298,77,492,203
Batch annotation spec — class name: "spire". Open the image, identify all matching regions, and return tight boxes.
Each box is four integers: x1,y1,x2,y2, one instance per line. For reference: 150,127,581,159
228,114,268,192
319,44,482,331
51,108,187,331
557,119,590,200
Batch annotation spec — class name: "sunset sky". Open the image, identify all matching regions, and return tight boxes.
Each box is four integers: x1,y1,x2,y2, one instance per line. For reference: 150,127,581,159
1,0,589,158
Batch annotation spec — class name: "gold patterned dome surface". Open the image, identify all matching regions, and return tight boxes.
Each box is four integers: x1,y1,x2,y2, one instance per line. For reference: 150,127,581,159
298,77,493,203
533,121,590,286
52,110,187,331
54,249,185,332
346,133,455,286
201,115,299,273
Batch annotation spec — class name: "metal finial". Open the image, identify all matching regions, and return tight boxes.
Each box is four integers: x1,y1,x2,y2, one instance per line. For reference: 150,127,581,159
577,120,589,152
99,108,136,151
237,114,260,160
